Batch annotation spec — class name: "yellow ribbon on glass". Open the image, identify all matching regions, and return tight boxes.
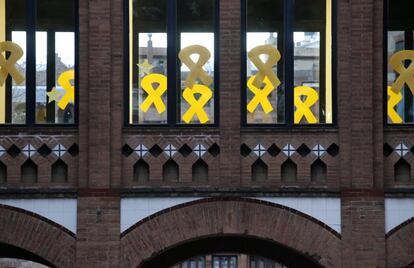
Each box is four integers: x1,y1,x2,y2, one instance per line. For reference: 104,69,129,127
57,69,75,110
0,41,24,86
140,73,167,114
247,45,280,89
389,50,414,94
387,86,403,124
247,75,276,114
294,86,319,124
182,84,212,124
178,45,213,88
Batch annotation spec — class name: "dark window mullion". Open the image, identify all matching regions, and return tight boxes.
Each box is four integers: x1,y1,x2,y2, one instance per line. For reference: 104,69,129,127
241,0,247,126
214,0,220,125
284,0,294,126
404,30,413,122
74,0,79,125
26,0,36,126
5,30,12,123
167,0,177,126
46,30,56,123
319,26,326,124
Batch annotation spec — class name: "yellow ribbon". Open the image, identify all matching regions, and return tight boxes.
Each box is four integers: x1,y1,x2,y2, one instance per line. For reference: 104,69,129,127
0,41,24,86
389,50,414,95
182,84,212,124
294,86,319,124
57,69,75,110
140,73,167,114
178,45,213,89
247,75,276,114
387,86,403,124
247,45,280,89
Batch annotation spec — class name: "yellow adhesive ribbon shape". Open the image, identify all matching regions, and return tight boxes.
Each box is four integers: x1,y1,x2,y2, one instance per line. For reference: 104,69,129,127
178,45,213,89
294,86,319,124
140,73,167,114
387,86,403,124
182,84,213,124
248,44,281,89
389,50,414,95
0,41,25,86
247,75,276,114
57,69,75,110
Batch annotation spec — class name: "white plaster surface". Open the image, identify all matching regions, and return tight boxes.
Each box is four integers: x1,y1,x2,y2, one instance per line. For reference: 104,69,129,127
256,197,341,233
0,199,77,233
385,198,414,233
120,197,341,233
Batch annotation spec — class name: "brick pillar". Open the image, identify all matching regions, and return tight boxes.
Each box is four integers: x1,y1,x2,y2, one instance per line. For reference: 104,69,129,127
338,0,385,267
76,193,120,267
76,0,121,266
219,0,242,184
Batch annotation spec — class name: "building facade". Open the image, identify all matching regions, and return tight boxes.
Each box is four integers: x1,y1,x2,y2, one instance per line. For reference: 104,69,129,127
0,0,414,267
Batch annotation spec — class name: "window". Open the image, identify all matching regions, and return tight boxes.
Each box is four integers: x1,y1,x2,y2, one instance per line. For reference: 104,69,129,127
180,257,205,268
127,0,218,125
386,0,414,124
242,0,334,125
0,0,78,125
213,256,237,268
249,256,288,268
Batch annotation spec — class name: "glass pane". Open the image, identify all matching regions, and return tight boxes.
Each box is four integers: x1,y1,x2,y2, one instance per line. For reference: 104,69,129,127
386,0,414,124
1,0,26,124
294,0,332,124
36,0,76,124
178,0,215,124
130,0,167,124
55,32,75,123
246,0,284,124
35,31,47,123
387,31,406,123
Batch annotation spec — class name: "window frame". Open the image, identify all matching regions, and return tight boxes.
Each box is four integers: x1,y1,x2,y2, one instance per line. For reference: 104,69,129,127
383,0,414,127
123,0,220,127
0,0,79,128
240,0,337,128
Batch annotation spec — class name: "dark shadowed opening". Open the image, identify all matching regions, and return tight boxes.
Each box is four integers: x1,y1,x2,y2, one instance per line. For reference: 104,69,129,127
0,242,55,268
137,235,323,268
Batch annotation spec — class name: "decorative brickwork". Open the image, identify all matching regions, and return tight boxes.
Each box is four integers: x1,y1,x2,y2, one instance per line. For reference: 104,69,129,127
121,198,341,268
0,204,76,268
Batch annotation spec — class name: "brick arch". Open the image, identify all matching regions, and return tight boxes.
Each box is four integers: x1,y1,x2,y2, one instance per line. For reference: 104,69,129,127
387,217,414,268
0,204,76,268
121,198,341,268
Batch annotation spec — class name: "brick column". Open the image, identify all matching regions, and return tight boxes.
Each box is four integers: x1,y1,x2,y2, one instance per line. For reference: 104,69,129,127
76,0,121,266
338,0,385,267
219,0,242,184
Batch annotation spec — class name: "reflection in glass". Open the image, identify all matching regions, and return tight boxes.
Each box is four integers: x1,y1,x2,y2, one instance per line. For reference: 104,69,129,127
387,31,406,123
36,0,75,124
386,0,414,124
246,0,284,124
293,31,321,124
35,31,47,123
130,0,167,124
1,0,26,124
178,0,215,124
179,32,215,124
294,0,332,124
10,31,26,124
55,32,75,124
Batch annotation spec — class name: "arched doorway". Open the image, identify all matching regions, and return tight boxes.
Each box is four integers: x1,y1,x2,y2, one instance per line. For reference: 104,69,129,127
121,198,341,267
138,235,323,268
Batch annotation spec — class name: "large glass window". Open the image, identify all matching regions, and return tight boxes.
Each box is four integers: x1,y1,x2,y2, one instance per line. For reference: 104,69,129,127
0,0,77,125
243,0,333,125
128,0,217,125
386,0,414,124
